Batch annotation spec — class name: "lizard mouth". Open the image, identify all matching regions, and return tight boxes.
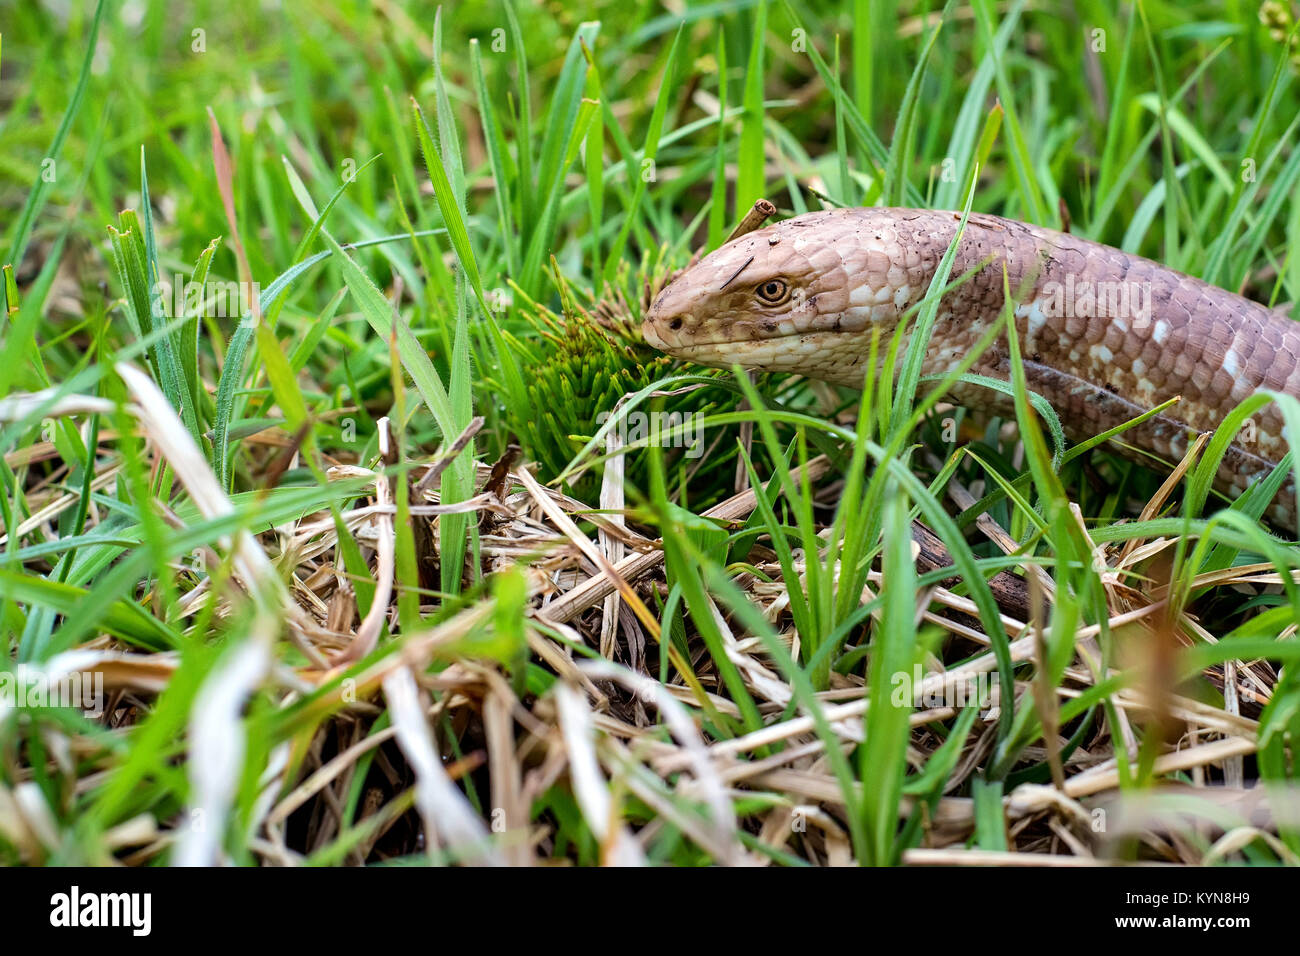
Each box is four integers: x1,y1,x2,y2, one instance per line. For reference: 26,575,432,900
643,328,867,374
643,329,785,360
645,320,860,352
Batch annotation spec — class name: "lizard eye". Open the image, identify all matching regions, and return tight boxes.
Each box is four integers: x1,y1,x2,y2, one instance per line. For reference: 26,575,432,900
756,279,790,304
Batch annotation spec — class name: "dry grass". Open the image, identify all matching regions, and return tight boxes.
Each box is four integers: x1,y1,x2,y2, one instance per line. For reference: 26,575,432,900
3,371,1292,866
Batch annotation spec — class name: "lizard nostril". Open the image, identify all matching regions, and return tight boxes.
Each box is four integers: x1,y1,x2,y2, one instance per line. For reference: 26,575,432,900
668,316,684,331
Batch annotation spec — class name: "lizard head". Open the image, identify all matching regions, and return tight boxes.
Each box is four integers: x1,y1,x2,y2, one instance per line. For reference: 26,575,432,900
642,207,925,386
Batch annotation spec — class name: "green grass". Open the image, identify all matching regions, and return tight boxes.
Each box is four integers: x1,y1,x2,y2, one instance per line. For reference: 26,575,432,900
2,0,1300,866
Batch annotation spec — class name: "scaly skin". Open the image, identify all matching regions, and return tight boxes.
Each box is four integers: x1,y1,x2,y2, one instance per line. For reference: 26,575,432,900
642,207,1299,528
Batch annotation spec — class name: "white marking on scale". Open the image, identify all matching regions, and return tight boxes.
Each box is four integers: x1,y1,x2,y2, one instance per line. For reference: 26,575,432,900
848,284,873,307
1016,301,1049,340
